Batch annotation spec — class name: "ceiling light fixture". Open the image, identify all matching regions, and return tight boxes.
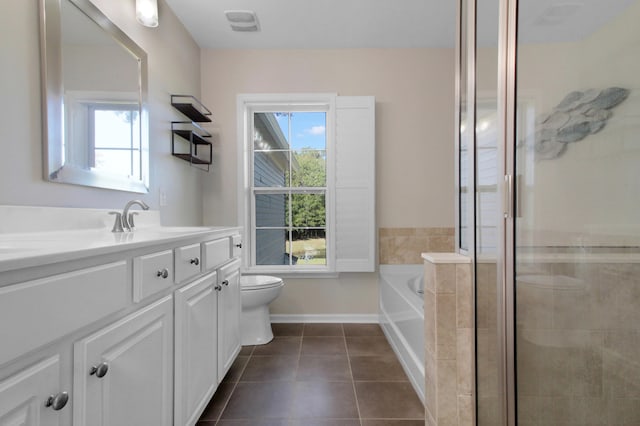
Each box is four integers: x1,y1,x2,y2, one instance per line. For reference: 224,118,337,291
136,0,159,28
224,10,260,32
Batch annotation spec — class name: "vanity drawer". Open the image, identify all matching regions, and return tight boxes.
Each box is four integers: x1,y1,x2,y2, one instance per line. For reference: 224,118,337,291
232,234,242,258
175,244,202,284
0,261,128,366
133,250,174,302
203,238,231,271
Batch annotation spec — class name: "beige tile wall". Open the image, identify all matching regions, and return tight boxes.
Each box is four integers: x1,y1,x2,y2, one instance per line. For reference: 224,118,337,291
515,259,640,425
380,228,455,264
476,256,640,426
476,261,501,425
424,255,474,426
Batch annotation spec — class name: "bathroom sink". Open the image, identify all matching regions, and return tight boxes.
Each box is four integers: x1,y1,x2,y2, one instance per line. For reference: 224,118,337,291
136,226,220,235
149,226,212,233
0,246,36,254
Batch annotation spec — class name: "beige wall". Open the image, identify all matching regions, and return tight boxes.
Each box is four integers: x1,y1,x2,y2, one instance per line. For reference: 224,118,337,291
200,48,455,228
513,1,640,246
0,0,204,226
200,48,456,315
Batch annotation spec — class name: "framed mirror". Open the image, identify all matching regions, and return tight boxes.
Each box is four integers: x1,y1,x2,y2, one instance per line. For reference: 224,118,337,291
40,0,149,193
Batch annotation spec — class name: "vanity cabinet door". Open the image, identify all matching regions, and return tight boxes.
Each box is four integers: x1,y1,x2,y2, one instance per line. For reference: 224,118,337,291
0,356,66,426
174,271,218,426
217,259,241,383
73,296,173,426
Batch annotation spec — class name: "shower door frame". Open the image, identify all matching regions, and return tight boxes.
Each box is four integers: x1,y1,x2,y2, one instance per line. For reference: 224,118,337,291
455,0,518,424
498,0,517,424
461,0,635,425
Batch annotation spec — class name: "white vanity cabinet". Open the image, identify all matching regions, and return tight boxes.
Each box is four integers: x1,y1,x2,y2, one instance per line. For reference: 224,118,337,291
73,295,173,426
202,234,242,384
0,224,242,426
174,271,218,426
0,356,65,426
217,258,241,383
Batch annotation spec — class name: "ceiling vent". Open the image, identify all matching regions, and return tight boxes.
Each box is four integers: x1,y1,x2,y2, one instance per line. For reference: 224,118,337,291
224,10,260,32
534,3,583,26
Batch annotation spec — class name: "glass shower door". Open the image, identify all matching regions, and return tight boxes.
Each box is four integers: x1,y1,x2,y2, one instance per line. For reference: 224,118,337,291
475,0,503,424
513,0,640,423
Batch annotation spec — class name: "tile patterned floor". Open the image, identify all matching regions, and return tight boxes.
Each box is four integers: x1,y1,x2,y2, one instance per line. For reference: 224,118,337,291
197,323,424,426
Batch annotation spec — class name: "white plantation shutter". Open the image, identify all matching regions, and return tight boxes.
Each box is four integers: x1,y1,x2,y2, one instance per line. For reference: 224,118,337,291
335,96,376,272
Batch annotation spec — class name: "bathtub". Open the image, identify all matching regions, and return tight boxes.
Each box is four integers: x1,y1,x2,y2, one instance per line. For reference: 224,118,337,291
379,264,425,403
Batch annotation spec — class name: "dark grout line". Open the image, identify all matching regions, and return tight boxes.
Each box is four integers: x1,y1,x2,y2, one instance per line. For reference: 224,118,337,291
209,323,421,425
343,326,364,426
213,348,252,424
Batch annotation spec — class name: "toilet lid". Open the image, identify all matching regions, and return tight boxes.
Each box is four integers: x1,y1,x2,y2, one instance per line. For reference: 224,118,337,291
240,275,283,290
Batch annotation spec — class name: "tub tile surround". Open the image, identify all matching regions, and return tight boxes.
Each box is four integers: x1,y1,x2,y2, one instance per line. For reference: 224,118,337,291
380,228,455,264
422,253,474,426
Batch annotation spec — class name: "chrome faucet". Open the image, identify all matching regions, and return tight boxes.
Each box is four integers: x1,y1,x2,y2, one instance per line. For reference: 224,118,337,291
110,200,150,232
122,200,149,231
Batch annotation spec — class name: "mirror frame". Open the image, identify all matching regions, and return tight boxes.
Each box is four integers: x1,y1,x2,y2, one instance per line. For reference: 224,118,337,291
39,0,149,193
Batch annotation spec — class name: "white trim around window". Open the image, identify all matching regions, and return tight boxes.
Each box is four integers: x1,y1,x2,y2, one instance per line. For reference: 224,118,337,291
237,93,376,275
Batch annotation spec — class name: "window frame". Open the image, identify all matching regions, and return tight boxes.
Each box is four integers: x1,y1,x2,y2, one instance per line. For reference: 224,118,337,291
238,94,337,275
62,90,148,192
88,102,141,177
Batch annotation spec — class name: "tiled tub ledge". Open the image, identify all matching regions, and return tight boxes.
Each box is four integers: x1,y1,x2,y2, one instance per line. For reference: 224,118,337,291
422,252,474,426
421,252,472,264
477,251,640,264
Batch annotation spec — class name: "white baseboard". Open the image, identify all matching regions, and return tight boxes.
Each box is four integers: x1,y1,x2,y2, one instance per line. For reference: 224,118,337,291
270,314,379,323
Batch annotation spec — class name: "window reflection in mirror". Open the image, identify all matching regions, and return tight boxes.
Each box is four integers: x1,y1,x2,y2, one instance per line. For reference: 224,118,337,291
41,0,148,192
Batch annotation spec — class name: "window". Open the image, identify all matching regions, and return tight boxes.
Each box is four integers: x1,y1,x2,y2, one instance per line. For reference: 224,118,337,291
63,91,145,186
89,103,141,178
253,111,328,267
238,94,376,274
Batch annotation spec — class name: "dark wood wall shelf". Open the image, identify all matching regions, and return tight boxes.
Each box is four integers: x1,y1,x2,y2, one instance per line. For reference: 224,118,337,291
171,95,212,122
170,95,213,171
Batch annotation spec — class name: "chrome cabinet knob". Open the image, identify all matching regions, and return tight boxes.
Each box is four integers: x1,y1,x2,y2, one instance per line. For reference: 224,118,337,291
235,243,242,248
190,257,200,266
214,284,222,291
89,362,109,378
45,392,69,411
157,268,169,279
222,280,229,286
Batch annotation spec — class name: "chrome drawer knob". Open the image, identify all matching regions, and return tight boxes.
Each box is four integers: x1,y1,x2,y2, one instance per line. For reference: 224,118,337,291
45,392,69,411
89,362,109,378
222,280,229,286
235,243,242,248
157,268,169,279
190,257,200,266
214,284,222,291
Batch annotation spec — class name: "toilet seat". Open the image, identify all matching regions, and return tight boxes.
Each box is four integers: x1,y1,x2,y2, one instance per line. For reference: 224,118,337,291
240,275,283,291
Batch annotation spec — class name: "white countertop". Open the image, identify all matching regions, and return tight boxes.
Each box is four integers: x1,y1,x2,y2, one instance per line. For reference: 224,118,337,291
0,205,240,274
0,226,240,273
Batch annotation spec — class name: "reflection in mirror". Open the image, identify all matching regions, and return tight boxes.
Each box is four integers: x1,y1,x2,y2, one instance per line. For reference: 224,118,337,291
458,0,471,251
41,0,149,193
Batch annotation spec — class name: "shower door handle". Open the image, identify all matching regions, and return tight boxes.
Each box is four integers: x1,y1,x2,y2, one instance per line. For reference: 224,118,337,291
504,174,522,219
504,174,514,219
515,174,522,218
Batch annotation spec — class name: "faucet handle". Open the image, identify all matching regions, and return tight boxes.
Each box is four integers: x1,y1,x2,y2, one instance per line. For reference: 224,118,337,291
128,212,139,230
108,212,124,233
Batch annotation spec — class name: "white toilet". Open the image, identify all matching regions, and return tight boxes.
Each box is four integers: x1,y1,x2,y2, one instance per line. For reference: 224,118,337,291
240,275,284,345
